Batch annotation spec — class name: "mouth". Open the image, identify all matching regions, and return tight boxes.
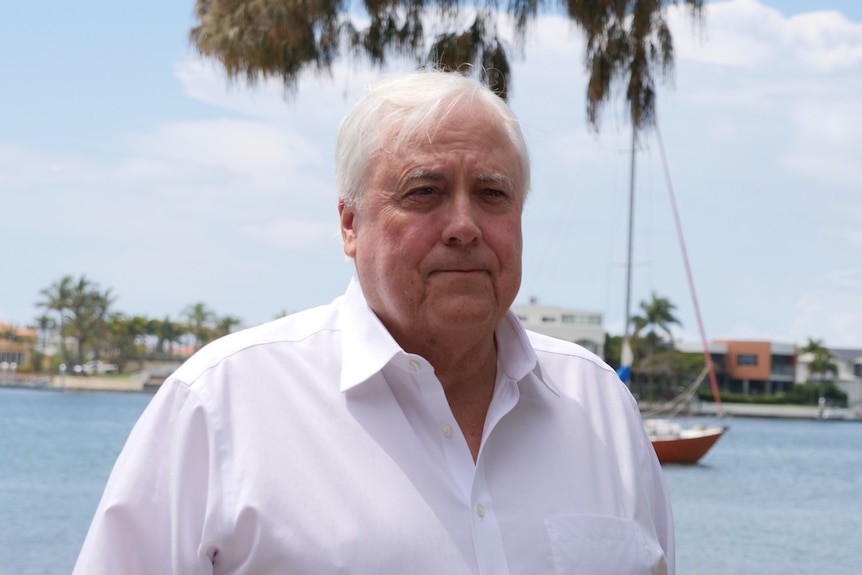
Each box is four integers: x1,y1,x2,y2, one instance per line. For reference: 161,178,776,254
428,269,490,281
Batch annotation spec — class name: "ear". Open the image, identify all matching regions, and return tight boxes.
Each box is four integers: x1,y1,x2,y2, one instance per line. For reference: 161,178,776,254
338,200,358,259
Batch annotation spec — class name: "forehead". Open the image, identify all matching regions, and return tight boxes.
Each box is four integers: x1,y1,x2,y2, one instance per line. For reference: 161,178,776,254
381,103,522,175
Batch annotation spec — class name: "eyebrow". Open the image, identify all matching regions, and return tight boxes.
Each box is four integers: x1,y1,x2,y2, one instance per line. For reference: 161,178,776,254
476,173,514,190
405,170,514,190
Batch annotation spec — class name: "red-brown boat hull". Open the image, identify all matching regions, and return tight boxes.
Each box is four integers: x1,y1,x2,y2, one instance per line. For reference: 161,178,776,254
650,426,726,464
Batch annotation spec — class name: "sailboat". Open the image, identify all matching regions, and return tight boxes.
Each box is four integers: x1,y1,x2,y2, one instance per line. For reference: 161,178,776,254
616,125,727,465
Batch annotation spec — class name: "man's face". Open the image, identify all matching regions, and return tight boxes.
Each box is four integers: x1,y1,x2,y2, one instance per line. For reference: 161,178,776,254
339,101,524,346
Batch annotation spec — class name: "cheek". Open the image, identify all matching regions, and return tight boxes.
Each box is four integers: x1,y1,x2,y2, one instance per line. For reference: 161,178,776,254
489,220,523,264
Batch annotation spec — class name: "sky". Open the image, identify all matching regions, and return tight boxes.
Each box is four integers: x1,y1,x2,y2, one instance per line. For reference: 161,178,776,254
1,0,860,349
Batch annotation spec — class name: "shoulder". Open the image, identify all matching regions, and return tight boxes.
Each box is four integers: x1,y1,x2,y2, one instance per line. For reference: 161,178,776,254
526,329,615,375
172,298,344,385
525,330,633,403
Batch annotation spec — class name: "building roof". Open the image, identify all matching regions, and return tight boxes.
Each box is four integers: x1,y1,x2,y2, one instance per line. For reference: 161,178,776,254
830,348,862,363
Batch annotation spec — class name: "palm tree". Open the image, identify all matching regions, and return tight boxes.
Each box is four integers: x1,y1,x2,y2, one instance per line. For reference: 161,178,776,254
183,302,215,350
33,314,56,351
107,314,150,371
88,287,117,360
214,315,242,338
631,291,680,348
149,316,186,356
631,291,681,397
189,0,704,134
65,276,97,366
801,338,837,387
37,275,74,364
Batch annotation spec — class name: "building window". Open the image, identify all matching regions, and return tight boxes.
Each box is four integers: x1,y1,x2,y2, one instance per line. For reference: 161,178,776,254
542,316,557,323
516,315,527,322
562,314,601,324
0,351,23,364
737,354,758,366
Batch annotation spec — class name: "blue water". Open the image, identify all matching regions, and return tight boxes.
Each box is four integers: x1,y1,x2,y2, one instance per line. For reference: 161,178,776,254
664,416,862,574
1,388,860,574
0,388,152,575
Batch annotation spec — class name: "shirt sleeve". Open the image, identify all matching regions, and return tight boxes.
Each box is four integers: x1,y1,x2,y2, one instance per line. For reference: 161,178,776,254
73,379,219,575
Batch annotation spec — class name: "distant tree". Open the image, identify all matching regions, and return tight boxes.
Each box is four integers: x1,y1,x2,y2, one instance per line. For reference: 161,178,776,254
214,315,243,338
33,314,56,350
190,0,704,133
37,275,74,363
630,291,681,398
183,302,216,350
801,337,837,384
64,276,117,366
149,316,187,355
106,314,150,371
631,291,680,350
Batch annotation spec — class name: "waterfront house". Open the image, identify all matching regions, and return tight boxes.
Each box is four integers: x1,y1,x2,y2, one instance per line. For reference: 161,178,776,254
676,339,796,396
796,348,862,408
510,297,605,358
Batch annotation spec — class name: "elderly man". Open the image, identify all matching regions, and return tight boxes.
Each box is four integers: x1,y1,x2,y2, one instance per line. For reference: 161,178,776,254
74,70,673,574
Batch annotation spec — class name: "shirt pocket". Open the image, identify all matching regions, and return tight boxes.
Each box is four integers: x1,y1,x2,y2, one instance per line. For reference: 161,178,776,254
544,514,668,575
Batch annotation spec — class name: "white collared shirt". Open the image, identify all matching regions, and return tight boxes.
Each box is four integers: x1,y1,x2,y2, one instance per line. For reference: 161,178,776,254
74,279,673,574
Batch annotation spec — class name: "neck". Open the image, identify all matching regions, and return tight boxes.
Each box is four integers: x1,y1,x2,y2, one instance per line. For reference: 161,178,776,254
401,328,499,462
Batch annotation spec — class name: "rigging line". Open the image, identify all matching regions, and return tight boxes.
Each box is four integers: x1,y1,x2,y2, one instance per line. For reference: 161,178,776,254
653,119,723,415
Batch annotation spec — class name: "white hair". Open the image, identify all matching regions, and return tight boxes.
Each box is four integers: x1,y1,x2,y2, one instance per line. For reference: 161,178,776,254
335,69,531,208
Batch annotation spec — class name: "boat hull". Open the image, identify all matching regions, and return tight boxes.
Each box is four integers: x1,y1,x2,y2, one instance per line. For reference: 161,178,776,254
647,423,726,464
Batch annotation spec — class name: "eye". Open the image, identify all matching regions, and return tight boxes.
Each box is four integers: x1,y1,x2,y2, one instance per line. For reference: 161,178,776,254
480,188,509,202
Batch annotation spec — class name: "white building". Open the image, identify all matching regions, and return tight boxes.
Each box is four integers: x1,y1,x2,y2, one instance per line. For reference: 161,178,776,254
796,348,862,408
510,298,605,358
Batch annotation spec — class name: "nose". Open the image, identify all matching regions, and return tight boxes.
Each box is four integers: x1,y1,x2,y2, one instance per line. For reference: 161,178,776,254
442,191,481,246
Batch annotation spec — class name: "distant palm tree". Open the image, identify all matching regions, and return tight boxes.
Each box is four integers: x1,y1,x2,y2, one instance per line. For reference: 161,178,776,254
183,302,215,350
631,291,680,350
801,338,837,384
631,291,681,398
149,316,186,355
34,314,56,350
214,315,242,338
107,313,150,370
37,275,74,364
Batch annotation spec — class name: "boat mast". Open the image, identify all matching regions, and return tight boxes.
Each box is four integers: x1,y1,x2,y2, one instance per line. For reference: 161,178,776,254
621,126,637,373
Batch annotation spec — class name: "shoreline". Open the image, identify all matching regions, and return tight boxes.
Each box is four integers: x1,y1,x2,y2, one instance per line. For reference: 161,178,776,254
4,378,861,420
640,400,862,422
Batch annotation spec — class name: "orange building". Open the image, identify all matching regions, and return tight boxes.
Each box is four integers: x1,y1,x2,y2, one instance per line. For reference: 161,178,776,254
714,340,796,395
0,322,36,371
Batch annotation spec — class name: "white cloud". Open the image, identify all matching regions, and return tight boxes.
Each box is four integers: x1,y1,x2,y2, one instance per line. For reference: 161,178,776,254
786,10,862,70
127,118,323,194
241,220,340,252
788,290,862,348
779,97,862,189
672,0,862,71
670,0,784,68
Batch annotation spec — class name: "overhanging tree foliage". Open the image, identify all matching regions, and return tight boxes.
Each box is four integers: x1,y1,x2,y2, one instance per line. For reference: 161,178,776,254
190,0,704,132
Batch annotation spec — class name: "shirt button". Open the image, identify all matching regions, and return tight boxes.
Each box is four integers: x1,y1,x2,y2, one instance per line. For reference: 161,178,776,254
407,359,420,372
475,504,486,518
440,423,452,437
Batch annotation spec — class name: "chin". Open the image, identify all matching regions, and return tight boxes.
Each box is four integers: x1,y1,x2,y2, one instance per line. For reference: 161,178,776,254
430,301,500,331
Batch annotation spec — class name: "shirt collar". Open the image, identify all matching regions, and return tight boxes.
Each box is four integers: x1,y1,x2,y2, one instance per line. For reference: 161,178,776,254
495,311,561,397
338,275,560,398
339,276,404,392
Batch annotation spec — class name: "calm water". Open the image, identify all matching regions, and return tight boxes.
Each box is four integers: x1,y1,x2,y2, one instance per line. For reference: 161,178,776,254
1,388,860,574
